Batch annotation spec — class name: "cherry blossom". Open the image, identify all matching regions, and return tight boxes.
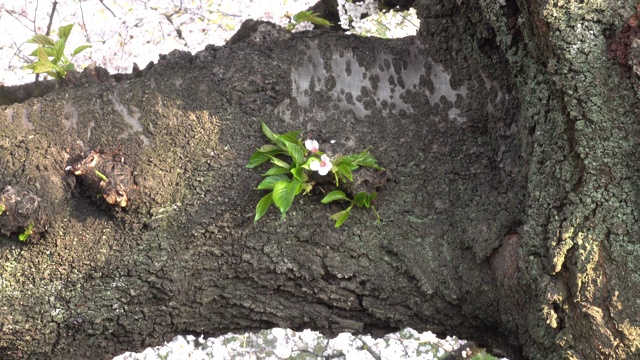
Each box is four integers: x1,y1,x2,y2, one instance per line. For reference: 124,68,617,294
304,139,319,153
309,154,332,176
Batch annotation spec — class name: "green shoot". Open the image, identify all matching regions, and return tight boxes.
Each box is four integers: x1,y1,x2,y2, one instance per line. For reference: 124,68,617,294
286,11,332,31
248,121,383,227
23,24,92,79
95,170,108,181
19,223,35,241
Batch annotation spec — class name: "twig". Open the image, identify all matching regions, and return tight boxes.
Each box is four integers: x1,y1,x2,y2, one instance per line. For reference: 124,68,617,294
45,1,57,36
4,9,35,33
359,338,382,360
33,0,39,33
79,0,91,42
397,11,419,30
98,0,116,17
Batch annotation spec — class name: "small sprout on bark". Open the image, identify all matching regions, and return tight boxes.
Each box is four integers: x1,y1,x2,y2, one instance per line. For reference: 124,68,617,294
248,120,385,227
0,204,4,215
286,11,332,31
19,223,34,241
66,149,135,208
23,23,92,79
95,170,108,181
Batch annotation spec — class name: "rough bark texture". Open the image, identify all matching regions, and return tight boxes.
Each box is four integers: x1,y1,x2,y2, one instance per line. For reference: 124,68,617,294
0,1,638,359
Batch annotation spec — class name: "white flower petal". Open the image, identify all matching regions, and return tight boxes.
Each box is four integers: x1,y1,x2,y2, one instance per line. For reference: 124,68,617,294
305,139,319,152
310,160,321,171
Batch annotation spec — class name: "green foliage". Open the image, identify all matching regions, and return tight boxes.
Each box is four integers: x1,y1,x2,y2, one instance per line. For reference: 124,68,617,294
248,121,383,227
19,223,34,241
95,170,108,181
23,23,92,79
286,11,332,31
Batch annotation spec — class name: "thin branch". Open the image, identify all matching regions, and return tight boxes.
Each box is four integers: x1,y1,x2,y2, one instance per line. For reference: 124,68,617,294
98,0,116,17
45,1,57,36
79,0,91,42
397,11,419,30
34,0,39,33
4,9,35,33
359,338,382,360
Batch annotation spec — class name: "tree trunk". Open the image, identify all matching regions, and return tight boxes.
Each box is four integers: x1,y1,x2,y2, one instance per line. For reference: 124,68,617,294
0,1,638,359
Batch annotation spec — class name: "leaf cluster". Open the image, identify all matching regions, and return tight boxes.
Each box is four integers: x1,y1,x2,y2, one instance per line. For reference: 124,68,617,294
247,121,383,227
19,222,34,242
286,11,332,31
23,24,92,79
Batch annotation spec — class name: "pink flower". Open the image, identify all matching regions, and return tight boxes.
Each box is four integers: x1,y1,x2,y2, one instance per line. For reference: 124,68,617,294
305,139,319,153
310,154,333,176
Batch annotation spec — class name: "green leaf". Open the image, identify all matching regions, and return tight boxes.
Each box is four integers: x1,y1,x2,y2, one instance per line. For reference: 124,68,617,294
353,192,369,207
269,156,290,170
247,147,284,168
272,179,301,216
53,38,68,63
353,192,377,208
254,192,273,222
27,34,55,46
263,166,290,176
292,11,332,27
72,44,92,56
290,166,307,182
260,120,282,147
257,175,289,190
257,144,280,153
330,206,352,228
30,47,55,57
352,148,384,170
321,190,350,204
19,223,34,241
58,24,74,40
337,163,354,182
37,47,50,63
277,131,301,145
285,141,305,166
246,151,271,168
32,61,54,74
0,204,4,215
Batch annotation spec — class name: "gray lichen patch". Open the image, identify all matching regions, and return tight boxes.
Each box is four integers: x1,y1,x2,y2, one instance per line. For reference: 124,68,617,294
109,91,150,145
290,39,469,122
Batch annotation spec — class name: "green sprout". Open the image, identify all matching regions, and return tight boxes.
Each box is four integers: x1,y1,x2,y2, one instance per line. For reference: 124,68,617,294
322,190,380,228
286,11,332,31
23,23,92,79
0,204,4,216
95,170,108,181
247,121,383,227
19,223,35,242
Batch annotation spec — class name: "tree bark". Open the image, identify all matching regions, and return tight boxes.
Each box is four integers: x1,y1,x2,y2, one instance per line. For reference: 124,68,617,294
0,1,638,359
